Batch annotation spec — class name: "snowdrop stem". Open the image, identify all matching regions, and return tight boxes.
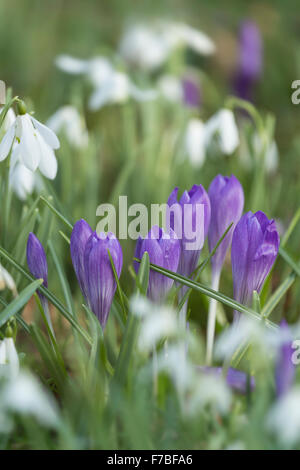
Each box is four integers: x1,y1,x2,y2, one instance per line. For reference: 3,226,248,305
179,300,188,327
206,270,221,366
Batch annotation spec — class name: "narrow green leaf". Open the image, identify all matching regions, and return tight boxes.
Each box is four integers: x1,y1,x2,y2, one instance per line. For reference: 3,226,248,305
39,196,73,230
0,279,42,328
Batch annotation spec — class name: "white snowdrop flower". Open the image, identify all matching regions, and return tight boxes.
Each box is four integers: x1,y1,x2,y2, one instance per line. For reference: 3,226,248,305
46,106,88,149
158,343,194,394
215,316,267,361
0,264,16,295
184,118,206,168
0,338,19,380
158,75,183,103
9,144,36,200
119,22,215,71
266,387,300,446
253,133,279,173
2,371,60,428
163,22,216,56
56,54,157,110
0,111,60,178
119,24,170,70
130,295,178,351
0,107,16,132
187,373,232,416
205,108,239,155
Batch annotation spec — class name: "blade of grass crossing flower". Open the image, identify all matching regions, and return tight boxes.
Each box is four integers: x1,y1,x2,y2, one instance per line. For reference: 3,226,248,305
0,279,42,328
0,245,92,344
108,249,128,324
137,260,278,330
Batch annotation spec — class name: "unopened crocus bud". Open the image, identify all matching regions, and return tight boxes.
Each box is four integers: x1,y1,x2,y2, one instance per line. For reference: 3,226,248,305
182,76,201,108
231,211,279,315
233,20,262,101
275,320,295,397
70,219,93,300
167,184,211,280
208,174,244,280
71,219,123,329
26,233,48,288
134,225,181,303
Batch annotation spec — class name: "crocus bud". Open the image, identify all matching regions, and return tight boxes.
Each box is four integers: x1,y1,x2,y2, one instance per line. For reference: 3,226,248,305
233,21,262,101
26,233,48,287
167,184,211,279
231,211,279,313
208,174,244,280
70,219,93,300
275,320,295,397
182,76,201,108
134,225,181,303
70,219,123,329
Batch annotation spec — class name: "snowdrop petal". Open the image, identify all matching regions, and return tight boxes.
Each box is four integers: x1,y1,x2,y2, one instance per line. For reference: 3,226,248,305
36,132,58,179
0,264,16,294
0,341,6,364
55,54,89,74
17,115,40,171
31,117,60,149
4,338,19,379
184,118,206,168
0,123,15,161
88,83,115,110
173,23,216,55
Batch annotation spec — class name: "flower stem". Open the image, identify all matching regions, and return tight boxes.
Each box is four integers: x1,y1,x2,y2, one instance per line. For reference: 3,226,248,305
206,271,221,366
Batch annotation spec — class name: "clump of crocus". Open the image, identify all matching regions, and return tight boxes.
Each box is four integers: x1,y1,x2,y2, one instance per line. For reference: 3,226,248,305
233,20,262,101
231,210,279,317
70,219,123,329
134,225,181,303
206,174,244,364
26,233,54,334
275,320,295,397
167,184,211,280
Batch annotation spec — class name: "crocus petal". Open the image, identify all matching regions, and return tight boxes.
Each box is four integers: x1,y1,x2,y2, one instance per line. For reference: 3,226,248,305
31,117,60,150
208,174,244,277
70,219,93,300
84,232,123,328
26,233,48,287
0,123,15,161
275,320,295,397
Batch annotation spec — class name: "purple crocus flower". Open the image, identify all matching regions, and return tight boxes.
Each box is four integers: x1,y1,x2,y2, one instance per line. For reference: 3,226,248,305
182,76,201,108
208,174,244,281
167,184,211,280
197,366,255,394
27,232,54,334
134,225,181,303
27,232,48,288
231,210,279,314
275,320,295,397
70,219,123,329
233,20,263,101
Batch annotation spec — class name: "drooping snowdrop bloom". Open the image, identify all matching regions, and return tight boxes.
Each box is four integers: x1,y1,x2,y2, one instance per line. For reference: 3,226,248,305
205,108,239,155
56,54,157,111
2,371,60,428
183,118,206,168
134,225,181,303
46,106,88,149
0,264,17,296
9,145,37,200
167,185,211,280
70,219,123,328
275,320,295,397
240,132,279,174
233,21,262,101
266,387,300,447
0,106,60,178
119,21,215,71
0,337,19,380
130,295,178,352
231,211,279,315
206,175,244,364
